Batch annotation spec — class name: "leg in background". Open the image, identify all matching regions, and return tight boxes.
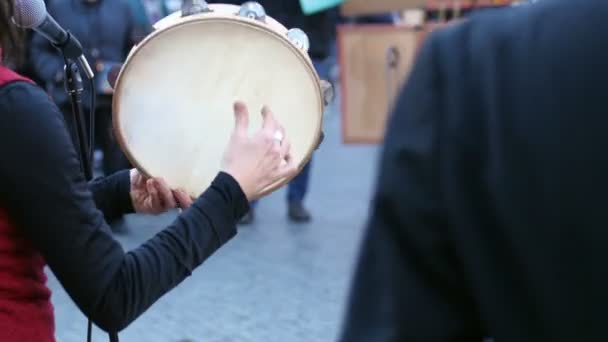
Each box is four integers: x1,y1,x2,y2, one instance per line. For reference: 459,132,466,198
96,105,132,176
284,57,329,222
286,158,312,222
239,58,328,225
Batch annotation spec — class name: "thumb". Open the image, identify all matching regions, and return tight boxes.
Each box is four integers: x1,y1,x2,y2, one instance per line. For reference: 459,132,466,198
233,101,250,135
173,189,193,209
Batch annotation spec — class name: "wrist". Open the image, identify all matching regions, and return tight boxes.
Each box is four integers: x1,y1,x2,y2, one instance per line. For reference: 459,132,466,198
220,168,253,201
214,171,251,220
115,169,136,214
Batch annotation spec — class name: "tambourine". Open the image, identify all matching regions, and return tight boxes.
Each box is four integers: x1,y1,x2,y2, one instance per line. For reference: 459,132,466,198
111,1,333,198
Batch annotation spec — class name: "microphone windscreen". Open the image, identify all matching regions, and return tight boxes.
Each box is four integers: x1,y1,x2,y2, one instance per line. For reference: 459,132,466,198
12,0,47,29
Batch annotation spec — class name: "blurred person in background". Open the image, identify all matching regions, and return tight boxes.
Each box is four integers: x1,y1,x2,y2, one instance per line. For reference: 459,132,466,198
126,0,171,30
29,0,143,176
216,0,334,224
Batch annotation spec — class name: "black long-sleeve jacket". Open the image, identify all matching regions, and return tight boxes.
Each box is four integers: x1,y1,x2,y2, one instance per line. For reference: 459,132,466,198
0,80,249,332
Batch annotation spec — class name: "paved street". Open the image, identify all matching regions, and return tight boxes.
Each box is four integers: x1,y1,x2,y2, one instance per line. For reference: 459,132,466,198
46,89,383,342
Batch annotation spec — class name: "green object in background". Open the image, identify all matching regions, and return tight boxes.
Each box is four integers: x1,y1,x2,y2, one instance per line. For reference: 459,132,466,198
299,0,345,15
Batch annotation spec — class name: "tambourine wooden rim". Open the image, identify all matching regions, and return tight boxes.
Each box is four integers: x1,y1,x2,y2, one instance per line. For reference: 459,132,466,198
112,8,325,198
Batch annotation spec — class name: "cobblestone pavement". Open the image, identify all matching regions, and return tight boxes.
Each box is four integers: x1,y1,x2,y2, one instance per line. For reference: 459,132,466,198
46,91,382,342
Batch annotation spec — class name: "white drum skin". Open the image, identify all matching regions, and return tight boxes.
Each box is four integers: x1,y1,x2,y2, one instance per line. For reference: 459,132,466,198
113,4,325,198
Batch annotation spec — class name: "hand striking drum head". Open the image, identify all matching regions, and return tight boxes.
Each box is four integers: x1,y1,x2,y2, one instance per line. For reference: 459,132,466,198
113,4,324,198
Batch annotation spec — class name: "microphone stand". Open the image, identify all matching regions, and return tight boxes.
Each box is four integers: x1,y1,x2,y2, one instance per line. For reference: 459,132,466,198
54,31,119,342
51,30,95,181
63,57,93,180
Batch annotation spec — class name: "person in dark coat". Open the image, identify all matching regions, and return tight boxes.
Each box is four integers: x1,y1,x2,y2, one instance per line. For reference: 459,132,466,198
339,0,608,340
30,0,142,176
126,0,172,30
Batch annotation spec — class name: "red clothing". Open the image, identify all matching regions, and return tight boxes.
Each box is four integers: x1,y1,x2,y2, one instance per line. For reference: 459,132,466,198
0,65,55,342
0,64,32,87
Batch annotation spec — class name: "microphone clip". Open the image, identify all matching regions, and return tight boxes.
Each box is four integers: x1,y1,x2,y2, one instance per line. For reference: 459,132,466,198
51,30,94,80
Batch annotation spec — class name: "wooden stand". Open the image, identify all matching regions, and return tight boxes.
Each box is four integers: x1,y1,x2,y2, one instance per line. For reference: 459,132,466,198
337,0,515,144
340,0,517,17
341,0,425,17
338,24,422,144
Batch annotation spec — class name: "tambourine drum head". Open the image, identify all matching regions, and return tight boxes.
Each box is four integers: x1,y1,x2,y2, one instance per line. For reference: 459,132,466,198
113,17,323,197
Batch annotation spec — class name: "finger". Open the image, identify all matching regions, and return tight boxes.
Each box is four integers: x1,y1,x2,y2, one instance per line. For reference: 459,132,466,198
147,179,162,211
278,136,291,159
272,155,300,181
261,105,278,132
233,101,250,135
260,143,284,170
275,124,286,145
154,178,176,209
131,168,145,187
173,189,193,208
283,152,296,172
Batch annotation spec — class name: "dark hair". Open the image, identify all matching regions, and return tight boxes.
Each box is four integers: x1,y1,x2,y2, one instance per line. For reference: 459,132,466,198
0,0,25,67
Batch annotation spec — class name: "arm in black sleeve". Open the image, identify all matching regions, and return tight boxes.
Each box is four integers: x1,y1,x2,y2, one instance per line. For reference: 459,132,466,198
89,170,135,222
338,28,482,341
0,81,248,332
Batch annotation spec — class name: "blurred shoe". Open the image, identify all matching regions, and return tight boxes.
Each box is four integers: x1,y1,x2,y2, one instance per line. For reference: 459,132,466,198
239,210,254,225
288,202,311,222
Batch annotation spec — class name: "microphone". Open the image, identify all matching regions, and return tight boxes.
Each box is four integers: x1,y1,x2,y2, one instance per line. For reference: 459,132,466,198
12,0,94,79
